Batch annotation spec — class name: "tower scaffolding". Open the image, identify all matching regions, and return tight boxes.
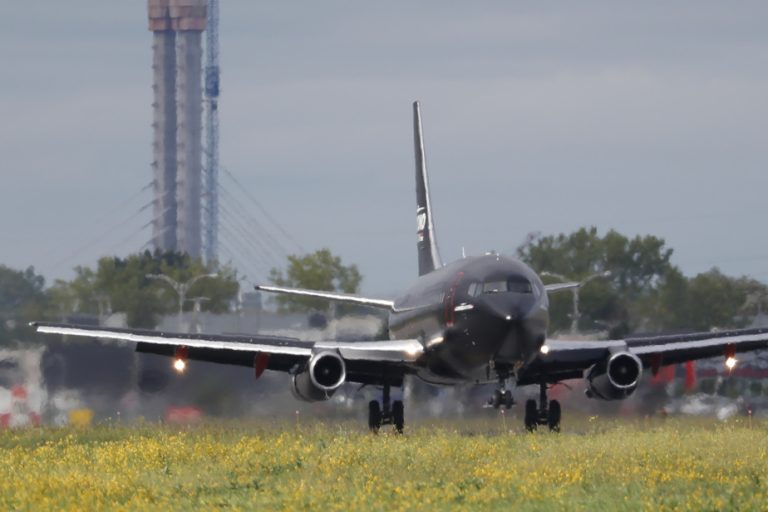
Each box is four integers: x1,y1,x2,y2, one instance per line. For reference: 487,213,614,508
203,0,220,264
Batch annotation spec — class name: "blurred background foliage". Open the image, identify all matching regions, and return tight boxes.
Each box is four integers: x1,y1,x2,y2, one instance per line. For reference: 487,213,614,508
0,227,765,344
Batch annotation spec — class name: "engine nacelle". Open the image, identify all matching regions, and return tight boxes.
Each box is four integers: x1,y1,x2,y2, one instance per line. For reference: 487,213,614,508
585,351,642,401
290,351,347,402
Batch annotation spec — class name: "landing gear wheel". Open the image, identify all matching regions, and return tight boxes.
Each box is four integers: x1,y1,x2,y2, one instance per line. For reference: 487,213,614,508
502,390,514,409
524,399,538,432
491,389,502,409
547,400,561,432
368,400,382,433
392,400,405,434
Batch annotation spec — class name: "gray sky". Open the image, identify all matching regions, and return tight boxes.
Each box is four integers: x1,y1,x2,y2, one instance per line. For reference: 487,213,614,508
1,2,767,295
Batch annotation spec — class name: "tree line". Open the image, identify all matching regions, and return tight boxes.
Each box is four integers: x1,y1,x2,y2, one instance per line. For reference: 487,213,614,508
0,228,765,345
518,227,768,338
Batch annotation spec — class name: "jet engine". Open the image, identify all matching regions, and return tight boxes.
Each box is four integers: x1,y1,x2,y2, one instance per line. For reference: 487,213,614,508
290,351,347,402
585,351,643,401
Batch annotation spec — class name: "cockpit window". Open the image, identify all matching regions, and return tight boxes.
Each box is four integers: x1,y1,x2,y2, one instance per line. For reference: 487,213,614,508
470,277,533,296
482,280,507,294
508,278,533,294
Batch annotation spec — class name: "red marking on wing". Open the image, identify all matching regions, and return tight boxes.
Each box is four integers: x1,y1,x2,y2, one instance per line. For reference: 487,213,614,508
174,345,189,360
254,352,270,379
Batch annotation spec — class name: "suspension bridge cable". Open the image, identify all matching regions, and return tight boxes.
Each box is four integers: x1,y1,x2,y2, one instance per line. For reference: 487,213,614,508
218,185,291,258
218,223,276,275
221,167,305,253
50,187,154,271
218,240,268,284
218,202,284,265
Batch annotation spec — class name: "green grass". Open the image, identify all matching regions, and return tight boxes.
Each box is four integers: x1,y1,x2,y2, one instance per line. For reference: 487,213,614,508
0,417,766,510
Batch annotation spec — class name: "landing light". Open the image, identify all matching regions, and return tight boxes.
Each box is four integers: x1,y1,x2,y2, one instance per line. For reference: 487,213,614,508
173,358,187,373
725,356,737,371
540,344,550,355
426,336,444,348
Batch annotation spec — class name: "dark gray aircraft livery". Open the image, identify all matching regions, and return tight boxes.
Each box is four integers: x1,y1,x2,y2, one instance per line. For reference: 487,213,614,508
34,102,768,432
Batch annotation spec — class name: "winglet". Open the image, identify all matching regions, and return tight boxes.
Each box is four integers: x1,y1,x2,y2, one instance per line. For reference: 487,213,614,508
413,101,443,276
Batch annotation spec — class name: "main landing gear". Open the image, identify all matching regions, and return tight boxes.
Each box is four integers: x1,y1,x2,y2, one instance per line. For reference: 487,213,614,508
524,381,561,432
368,383,404,434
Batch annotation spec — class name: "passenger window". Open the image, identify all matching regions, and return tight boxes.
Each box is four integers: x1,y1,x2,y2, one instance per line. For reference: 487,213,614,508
467,282,479,297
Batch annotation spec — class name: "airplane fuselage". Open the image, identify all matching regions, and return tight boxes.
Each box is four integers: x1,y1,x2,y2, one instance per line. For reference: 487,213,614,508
388,253,549,384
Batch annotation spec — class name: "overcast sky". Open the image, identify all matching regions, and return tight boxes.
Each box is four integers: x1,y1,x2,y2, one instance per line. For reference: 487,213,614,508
1,2,767,295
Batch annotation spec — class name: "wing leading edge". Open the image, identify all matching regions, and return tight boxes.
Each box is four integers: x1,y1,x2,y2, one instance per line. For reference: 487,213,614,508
32,322,423,366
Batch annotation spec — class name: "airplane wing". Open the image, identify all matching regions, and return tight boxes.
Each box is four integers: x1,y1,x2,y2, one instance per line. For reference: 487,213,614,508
254,285,395,310
517,326,768,386
31,322,423,386
543,282,580,293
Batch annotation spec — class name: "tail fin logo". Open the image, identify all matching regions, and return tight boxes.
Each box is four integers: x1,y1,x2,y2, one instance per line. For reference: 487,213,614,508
417,208,427,242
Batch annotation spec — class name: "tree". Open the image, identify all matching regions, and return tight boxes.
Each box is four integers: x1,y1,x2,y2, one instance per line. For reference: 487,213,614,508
48,251,240,328
518,227,676,334
269,249,362,313
517,227,768,336
0,265,47,344
686,268,761,332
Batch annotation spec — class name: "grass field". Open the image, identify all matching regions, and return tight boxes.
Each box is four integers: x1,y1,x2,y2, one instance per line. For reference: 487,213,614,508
1,416,766,511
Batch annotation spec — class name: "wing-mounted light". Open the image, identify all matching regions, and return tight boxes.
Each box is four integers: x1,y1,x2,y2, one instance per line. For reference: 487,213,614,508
724,344,737,372
173,346,188,373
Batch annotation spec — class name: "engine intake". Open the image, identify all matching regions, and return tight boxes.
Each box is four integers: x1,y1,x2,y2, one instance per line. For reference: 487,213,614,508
291,351,347,402
585,351,642,401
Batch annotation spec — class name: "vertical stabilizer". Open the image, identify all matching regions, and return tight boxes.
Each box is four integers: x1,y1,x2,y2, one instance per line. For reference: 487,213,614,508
413,101,443,276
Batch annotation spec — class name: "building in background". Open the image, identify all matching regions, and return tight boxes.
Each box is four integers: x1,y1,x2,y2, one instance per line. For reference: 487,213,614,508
148,0,207,258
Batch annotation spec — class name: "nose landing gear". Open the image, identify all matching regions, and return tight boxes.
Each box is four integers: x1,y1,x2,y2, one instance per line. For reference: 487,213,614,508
524,381,561,432
368,383,404,434
489,373,515,409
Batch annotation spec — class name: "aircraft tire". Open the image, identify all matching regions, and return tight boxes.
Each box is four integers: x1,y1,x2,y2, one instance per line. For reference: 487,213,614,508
548,400,561,432
503,390,514,409
368,400,382,433
392,400,405,434
491,389,502,409
524,399,538,432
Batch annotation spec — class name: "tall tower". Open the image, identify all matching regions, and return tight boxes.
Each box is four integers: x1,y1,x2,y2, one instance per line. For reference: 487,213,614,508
170,0,206,258
148,0,178,252
147,0,206,259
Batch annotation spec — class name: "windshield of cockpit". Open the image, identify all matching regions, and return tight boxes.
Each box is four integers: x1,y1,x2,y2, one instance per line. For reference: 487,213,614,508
467,276,534,296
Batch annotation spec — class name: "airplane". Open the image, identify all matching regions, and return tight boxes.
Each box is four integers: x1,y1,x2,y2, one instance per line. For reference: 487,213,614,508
33,101,768,433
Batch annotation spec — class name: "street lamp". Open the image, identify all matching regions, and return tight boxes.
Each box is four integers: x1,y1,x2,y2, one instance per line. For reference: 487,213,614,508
145,273,218,330
541,270,611,334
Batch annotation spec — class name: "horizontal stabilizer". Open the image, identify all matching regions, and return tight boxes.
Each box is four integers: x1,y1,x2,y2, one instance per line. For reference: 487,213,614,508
543,282,580,293
255,285,395,310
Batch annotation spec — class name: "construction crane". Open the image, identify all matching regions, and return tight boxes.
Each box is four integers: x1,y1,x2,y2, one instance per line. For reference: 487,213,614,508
203,0,220,264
